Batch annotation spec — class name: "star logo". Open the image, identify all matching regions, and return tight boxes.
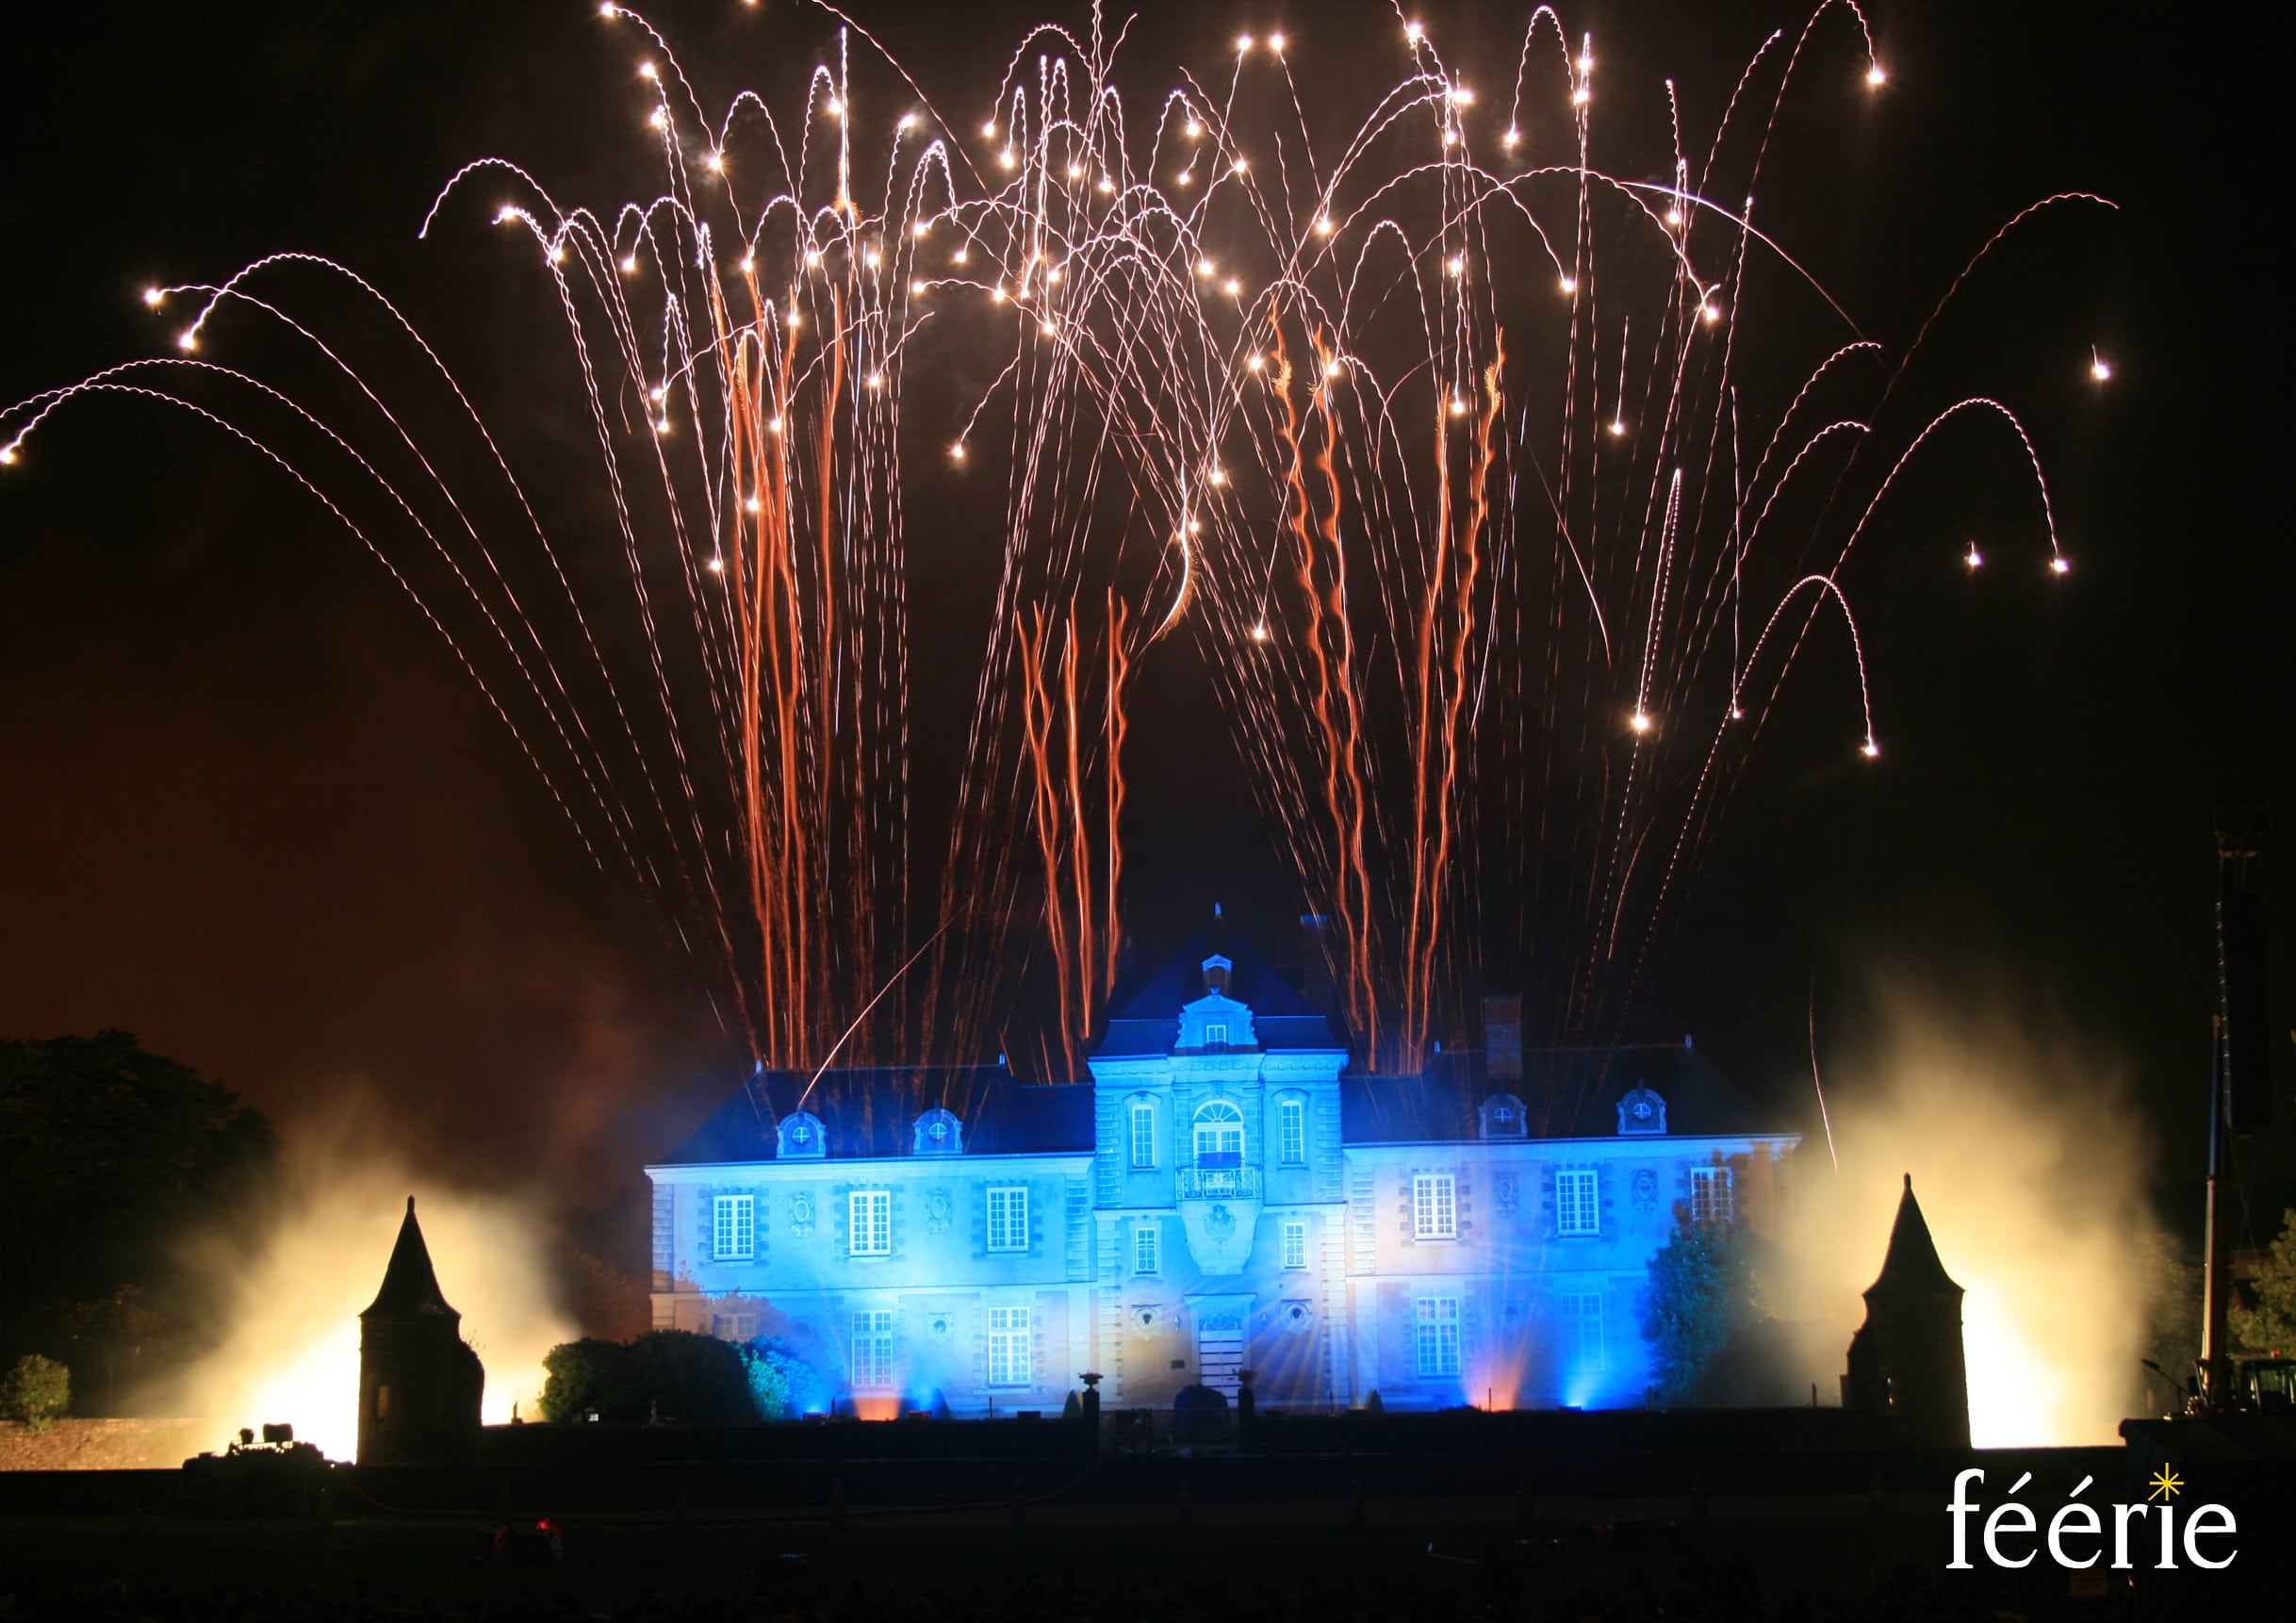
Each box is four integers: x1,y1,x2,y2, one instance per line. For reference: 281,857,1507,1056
2146,1467,2183,1501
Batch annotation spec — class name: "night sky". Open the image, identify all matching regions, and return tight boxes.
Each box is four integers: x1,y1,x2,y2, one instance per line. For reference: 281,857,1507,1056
0,2,2283,1256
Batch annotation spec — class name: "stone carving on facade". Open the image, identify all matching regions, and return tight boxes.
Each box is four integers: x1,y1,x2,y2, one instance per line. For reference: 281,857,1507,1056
1632,1167,1659,1214
926,1187,952,1234
790,1190,815,1238
1494,1172,1518,1214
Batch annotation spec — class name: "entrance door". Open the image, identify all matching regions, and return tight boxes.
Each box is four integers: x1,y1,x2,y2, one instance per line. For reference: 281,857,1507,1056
1197,1312,1244,1396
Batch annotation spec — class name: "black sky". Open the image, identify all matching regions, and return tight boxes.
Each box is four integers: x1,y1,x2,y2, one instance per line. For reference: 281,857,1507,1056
0,2,2284,1249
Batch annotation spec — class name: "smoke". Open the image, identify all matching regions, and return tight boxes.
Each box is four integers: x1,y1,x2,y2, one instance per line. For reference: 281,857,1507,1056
153,1109,576,1460
1771,964,2167,1446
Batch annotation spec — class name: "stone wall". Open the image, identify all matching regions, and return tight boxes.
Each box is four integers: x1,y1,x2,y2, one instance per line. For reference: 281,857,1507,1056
0,1418,216,1470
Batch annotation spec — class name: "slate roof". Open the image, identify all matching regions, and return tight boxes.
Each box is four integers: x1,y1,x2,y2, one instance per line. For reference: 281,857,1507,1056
655,1063,1096,1166
1095,923,1343,1057
1339,1042,1773,1144
1866,1174,1963,1297
362,1197,460,1320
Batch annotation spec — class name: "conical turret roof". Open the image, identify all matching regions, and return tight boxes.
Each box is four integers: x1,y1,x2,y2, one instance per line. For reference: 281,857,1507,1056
1864,1174,1962,1298
361,1196,461,1320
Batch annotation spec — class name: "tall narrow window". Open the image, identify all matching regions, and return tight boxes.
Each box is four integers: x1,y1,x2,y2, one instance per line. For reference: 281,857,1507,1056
852,1309,896,1390
1564,1293,1605,1370
1412,1172,1457,1239
1134,1222,1160,1274
1690,1166,1735,1224
849,1189,893,1256
1129,1099,1157,1170
1278,1097,1306,1166
1281,1219,1307,1270
1555,1169,1599,1237
987,1186,1029,1253
713,1193,755,1260
1204,1022,1229,1048
987,1305,1032,1386
1415,1297,1462,1377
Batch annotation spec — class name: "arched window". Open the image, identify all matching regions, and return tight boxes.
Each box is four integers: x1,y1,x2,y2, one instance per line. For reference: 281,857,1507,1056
778,1111,827,1158
1193,1101,1245,1169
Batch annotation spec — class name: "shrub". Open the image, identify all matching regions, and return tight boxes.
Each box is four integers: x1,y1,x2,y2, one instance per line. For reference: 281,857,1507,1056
537,1329,760,1424
626,1329,754,1423
741,1336,829,1420
1,1354,71,1432
536,1337,636,1424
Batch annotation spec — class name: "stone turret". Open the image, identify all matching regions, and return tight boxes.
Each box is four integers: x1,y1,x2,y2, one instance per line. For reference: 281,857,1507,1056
356,1197,484,1466
1842,1174,1970,1448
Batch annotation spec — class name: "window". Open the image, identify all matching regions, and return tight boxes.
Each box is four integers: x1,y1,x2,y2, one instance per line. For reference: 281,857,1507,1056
1135,1222,1160,1274
1204,1022,1229,1048
987,1305,1032,1386
1556,1169,1599,1237
1281,1219,1307,1270
1415,1297,1462,1377
849,1189,892,1256
778,1111,826,1157
1412,1172,1457,1239
713,1312,757,1342
987,1186,1029,1253
1564,1293,1605,1369
1691,1166,1735,1224
713,1193,755,1260
1193,1101,1245,1167
853,1309,895,1390
1129,1100,1156,1170
1278,1097,1306,1165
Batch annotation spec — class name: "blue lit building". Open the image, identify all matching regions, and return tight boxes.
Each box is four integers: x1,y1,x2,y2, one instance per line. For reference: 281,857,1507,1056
647,929,1797,1416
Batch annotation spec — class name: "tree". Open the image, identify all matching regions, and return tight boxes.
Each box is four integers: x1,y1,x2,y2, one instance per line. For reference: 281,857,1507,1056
56,1286,162,1415
2231,1207,2296,1356
1637,1212,1770,1405
0,1353,70,1432
0,1033,275,1379
535,1330,760,1423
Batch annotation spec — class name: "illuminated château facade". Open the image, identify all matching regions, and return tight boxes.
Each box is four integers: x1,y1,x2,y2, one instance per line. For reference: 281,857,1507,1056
647,929,1796,1416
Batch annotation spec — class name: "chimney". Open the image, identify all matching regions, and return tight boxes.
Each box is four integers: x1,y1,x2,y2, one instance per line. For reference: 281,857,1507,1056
1299,915,1337,1019
1483,996,1522,1083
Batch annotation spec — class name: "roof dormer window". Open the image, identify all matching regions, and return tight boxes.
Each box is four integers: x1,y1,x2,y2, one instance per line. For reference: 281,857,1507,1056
1201,953,1233,994
778,1110,827,1158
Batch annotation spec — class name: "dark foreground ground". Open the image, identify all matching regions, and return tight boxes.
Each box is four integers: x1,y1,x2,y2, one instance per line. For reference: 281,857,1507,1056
0,1487,2282,1622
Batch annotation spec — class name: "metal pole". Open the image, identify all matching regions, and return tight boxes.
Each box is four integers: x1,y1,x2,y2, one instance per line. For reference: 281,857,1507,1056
2202,1012,2232,1411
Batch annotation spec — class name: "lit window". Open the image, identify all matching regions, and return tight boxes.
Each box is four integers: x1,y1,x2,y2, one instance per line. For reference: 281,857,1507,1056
987,1305,1032,1386
987,1186,1029,1252
1135,1222,1160,1274
1691,1166,1735,1224
852,1309,896,1389
1412,1172,1457,1239
1415,1297,1461,1376
713,1312,757,1342
1130,1100,1156,1169
849,1189,892,1256
1278,1097,1305,1165
713,1193,755,1259
1564,1293,1604,1369
1281,1219,1306,1270
1193,1101,1245,1168
1204,1021,1229,1048
1556,1169,1599,1237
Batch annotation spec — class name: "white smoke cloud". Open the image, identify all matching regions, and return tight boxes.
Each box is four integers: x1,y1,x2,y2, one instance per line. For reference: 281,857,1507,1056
1772,965,2166,1446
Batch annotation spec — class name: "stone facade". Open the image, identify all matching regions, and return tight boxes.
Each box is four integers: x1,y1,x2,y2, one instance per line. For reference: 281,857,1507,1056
648,930,1796,1416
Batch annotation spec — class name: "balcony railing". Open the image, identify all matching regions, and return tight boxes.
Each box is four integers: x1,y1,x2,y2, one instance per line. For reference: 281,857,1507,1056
1175,1165,1261,1201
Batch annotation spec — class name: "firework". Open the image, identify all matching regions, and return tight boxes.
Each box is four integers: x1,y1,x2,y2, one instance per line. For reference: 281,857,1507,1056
0,3,2107,1088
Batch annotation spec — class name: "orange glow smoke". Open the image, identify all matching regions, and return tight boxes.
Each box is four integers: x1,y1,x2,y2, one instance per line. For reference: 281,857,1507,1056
161,1121,574,1461
1774,967,2166,1446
